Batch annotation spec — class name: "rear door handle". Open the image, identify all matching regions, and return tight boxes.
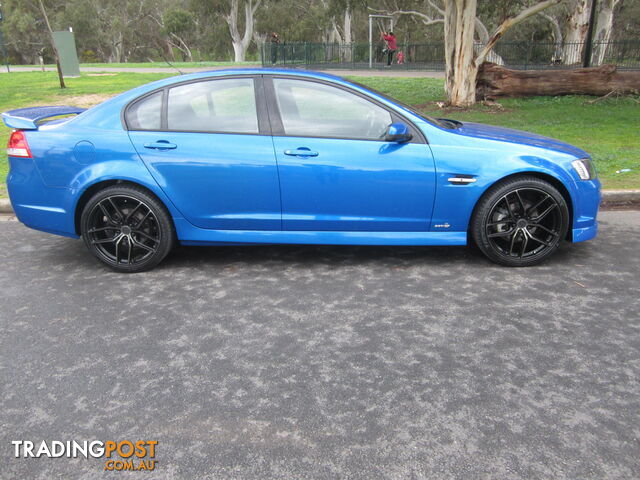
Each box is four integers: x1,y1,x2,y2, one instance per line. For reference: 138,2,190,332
284,147,319,158
144,141,177,150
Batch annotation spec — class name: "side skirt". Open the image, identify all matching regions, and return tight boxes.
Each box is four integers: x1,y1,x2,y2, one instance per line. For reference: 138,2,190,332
174,220,467,247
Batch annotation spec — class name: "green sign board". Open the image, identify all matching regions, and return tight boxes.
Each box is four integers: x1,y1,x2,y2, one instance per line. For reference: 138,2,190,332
52,31,80,77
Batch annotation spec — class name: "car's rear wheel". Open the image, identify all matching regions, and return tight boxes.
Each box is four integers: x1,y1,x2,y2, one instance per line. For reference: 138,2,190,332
81,185,174,272
471,176,569,267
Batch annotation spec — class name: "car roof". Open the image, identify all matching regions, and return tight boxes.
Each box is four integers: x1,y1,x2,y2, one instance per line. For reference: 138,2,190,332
109,69,354,104
175,68,348,83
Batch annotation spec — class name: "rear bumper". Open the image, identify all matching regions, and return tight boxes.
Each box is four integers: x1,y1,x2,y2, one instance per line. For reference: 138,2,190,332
7,156,78,238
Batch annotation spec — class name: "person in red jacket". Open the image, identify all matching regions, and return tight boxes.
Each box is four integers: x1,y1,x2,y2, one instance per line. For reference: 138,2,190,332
381,31,397,66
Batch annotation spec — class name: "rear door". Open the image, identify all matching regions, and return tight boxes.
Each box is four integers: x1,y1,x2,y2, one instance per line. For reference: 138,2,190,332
127,75,281,231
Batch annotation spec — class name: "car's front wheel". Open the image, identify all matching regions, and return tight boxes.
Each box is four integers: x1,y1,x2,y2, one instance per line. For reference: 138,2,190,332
471,176,570,267
80,185,175,272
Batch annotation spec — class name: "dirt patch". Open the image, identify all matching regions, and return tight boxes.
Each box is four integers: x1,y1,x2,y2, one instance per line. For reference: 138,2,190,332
42,93,116,109
412,101,513,115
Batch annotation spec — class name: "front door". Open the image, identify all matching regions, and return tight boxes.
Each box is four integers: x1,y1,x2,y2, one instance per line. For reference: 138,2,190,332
267,77,436,231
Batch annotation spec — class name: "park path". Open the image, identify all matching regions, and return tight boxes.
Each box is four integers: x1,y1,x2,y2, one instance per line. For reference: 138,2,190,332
1,65,444,78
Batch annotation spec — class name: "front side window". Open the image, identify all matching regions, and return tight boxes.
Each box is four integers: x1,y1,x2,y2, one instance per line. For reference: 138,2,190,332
273,79,392,140
167,78,259,134
126,91,162,130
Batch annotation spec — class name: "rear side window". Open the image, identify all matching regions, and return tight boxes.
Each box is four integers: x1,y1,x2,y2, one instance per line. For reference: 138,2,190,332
125,91,162,130
167,78,258,134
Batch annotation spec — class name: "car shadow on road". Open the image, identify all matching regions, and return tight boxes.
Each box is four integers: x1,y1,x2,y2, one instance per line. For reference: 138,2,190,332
24,225,593,272
156,242,585,271
159,243,474,268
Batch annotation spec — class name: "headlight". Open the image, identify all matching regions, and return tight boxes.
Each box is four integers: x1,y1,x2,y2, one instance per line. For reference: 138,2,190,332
571,158,597,180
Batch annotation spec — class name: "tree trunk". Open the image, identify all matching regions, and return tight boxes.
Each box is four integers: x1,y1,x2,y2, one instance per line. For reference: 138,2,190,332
165,39,176,62
231,41,246,62
113,32,123,63
444,0,478,107
342,6,352,62
541,13,563,62
170,33,193,62
225,0,261,63
474,18,504,65
443,0,562,107
343,6,352,44
562,0,590,64
328,21,341,43
592,0,620,66
37,0,65,89
476,62,640,99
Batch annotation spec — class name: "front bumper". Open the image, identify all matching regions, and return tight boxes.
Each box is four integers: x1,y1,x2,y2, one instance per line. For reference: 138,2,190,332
573,222,598,242
571,178,600,243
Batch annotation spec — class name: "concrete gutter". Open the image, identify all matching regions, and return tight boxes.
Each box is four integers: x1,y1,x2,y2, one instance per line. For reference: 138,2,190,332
600,190,640,207
0,198,11,213
1,190,638,215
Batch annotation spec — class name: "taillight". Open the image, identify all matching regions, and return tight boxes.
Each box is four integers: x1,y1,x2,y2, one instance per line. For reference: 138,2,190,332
7,130,33,158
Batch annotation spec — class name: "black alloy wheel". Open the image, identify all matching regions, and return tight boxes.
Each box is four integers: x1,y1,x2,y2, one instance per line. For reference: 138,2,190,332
472,176,569,267
81,185,174,272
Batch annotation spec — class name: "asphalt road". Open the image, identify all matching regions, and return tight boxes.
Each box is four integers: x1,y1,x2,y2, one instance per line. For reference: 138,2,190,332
1,211,639,479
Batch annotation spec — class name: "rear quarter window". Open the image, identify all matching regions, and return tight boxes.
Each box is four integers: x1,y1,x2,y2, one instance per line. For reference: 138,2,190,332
125,91,162,130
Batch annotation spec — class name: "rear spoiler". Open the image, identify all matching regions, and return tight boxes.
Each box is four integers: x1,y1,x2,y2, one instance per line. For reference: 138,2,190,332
2,106,87,130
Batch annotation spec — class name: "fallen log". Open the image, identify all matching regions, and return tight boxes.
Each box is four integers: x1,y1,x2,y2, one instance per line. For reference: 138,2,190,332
476,62,640,99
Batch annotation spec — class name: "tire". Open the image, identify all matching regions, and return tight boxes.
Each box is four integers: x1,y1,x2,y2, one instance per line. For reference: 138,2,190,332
471,176,570,267
80,185,175,273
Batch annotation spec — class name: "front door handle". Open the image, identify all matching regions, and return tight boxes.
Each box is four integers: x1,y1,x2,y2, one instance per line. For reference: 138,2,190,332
284,147,319,158
144,141,177,150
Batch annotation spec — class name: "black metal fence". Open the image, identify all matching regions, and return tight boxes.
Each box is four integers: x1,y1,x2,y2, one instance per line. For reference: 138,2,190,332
261,40,640,71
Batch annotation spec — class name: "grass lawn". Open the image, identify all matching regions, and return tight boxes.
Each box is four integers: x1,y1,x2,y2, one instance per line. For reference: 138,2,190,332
1,71,638,198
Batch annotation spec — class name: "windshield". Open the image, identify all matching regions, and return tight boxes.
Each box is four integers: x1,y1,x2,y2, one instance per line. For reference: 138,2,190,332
347,79,458,130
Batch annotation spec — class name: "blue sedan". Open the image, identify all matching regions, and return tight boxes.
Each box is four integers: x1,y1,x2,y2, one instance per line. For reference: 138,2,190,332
3,69,600,272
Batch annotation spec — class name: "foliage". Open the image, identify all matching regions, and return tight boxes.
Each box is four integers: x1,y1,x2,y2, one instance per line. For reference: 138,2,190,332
2,0,637,65
163,9,195,37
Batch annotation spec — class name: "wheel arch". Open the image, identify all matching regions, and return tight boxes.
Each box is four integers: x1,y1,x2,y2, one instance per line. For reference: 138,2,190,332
74,179,174,236
468,171,574,241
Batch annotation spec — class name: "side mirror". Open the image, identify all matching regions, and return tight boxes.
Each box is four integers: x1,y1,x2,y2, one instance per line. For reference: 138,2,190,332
384,122,412,143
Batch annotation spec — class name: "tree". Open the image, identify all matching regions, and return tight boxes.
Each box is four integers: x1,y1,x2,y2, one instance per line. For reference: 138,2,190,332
325,0,368,61
161,9,195,61
326,0,353,44
7,0,633,70
540,11,564,61
370,0,566,105
372,1,506,68
442,0,477,106
444,0,565,106
562,0,589,64
225,0,263,62
37,0,65,88
1,0,46,64
592,0,621,65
